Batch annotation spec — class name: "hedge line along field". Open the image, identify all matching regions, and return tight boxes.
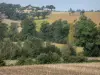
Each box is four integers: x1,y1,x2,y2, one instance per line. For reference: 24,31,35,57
0,63,100,75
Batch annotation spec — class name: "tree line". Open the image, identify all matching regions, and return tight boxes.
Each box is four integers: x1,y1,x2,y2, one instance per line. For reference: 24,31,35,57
0,3,56,20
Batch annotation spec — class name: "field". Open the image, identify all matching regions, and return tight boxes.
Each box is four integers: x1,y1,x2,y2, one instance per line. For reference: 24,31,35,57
48,12,100,26
2,12,100,31
0,63,100,75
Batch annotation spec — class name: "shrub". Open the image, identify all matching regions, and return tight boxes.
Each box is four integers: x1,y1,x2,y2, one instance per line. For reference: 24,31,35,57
22,38,43,58
0,39,22,59
16,57,38,65
25,58,37,65
37,52,60,64
51,52,61,63
63,56,87,63
42,45,61,56
36,53,49,64
16,57,26,65
0,59,6,66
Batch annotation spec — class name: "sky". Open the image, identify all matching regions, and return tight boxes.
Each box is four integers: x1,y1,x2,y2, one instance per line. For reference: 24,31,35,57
0,0,100,11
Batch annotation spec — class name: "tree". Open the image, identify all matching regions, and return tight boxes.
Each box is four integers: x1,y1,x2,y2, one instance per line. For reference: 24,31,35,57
80,10,85,15
0,3,27,20
68,8,75,16
75,15,100,56
40,21,50,40
0,22,8,41
49,5,55,11
46,5,55,11
21,18,36,40
40,20,70,43
41,6,45,11
22,38,43,58
35,7,41,12
35,12,41,19
9,22,20,41
51,20,70,43
0,12,3,22
41,11,49,19
0,39,21,59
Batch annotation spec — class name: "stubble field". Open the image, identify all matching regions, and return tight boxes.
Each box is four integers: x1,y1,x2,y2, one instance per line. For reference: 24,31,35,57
0,63,100,75
48,12,100,26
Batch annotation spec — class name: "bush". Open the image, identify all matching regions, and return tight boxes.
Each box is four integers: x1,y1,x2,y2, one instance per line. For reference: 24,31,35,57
63,56,87,63
51,53,61,63
0,59,6,66
0,39,22,59
16,57,26,65
25,58,36,65
16,57,37,65
36,53,49,64
42,45,61,56
37,52,60,64
22,38,43,58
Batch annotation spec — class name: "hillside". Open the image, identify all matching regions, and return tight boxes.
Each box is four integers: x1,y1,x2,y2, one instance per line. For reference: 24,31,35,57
2,12,100,31
2,12,100,48
48,12,100,26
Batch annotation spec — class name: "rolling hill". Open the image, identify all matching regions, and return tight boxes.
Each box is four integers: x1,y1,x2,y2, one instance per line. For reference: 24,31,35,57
48,12,100,26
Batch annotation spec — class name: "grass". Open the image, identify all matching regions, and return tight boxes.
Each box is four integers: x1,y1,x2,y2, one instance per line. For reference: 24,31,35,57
34,19,47,31
0,63,100,75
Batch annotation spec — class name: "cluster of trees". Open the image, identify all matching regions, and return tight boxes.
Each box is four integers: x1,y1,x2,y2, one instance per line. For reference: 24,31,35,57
24,5,55,11
0,14,100,65
68,8,85,16
0,17,87,66
74,15,100,56
31,11,51,19
40,20,70,43
45,5,55,11
28,5,55,19
69,8,100,13
0,3,55,20
0,3,28,20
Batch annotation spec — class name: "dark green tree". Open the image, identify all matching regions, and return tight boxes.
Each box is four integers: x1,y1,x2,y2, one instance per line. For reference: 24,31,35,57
80,10,85,15
0,39,21,59
41,6,45,11
21,18,36,40
46,5,55,11
40,20,70,43
0,22,8,41
22,38,43,58
75,15,100,56
41,11,49,19
40,21,50,40
9,22,19,41
35,12,41,19
51,20,70,43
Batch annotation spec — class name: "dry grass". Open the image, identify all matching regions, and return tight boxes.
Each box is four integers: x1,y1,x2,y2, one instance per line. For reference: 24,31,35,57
2,19,21,26
48,12,100,25
0,63,100,75
51,43,67,50
2,19,22,32
88,57,100,61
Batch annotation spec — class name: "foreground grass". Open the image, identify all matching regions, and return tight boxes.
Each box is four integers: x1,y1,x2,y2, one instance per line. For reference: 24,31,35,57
0,63,100,75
